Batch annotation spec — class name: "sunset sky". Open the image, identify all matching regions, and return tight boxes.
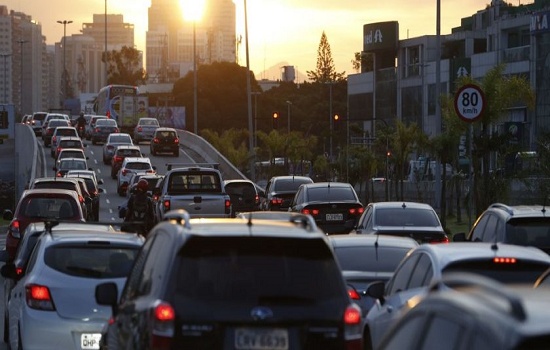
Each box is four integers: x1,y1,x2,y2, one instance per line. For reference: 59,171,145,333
3,0,521,81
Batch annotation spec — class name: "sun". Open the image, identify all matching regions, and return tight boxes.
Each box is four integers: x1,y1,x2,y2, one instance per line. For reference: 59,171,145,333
180,0,206,21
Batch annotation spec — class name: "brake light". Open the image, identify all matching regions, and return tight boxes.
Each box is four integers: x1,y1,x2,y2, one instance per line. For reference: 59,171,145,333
56,172,62,177
225,199,231,214
174,138,179,144
151,302,175,350
94,127,100,132
52,136,57,143
79,195,84,203
302,208,319,216
153,138,159,144
349,207,364,215
114,156,123,163
494,257,517,264
271,198,283,205
429,236,449,244
348,287,361,300
255,194,260,204
26,284,55,311
163,200,170,211
343,303,362,349
137,126,143,132
114,128,119,133
16,267,23,275
9,220,21,238
106,111,110,118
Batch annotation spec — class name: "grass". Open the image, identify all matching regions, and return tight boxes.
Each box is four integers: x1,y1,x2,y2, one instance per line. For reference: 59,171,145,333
444,214,472,240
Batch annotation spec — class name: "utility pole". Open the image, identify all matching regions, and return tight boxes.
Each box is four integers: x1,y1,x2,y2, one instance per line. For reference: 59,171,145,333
57,20,73,105
17,39,28,115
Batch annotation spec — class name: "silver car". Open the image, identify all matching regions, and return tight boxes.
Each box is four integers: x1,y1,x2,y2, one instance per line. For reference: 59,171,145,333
2,223,144,350
133,117,159,144
102,133,133,165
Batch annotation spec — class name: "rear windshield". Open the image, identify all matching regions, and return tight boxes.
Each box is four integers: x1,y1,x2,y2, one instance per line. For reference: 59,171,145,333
59,160,87,170
174,237,345,303
168,172,221,193
443,259,550,284
33,113,47,121
156,130,176,138
96,119,117,127
56,129,77,136
274,178,312,192
375,208,441,227
59,151,85,159
334,245,412,273
20,197,80,220
33,182,77,192
110,135,132,143
126,162,151,170
225,183,256,196
44,245,139,278
306,186,357,201
117,149,141,157
506,218,550,247
59,140,82,148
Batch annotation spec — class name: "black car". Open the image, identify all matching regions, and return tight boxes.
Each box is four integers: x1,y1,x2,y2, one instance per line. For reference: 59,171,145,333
150,127,180,156
261,175,314,211
223,179,261,216
96,209,362,350
66,173,105,221
289,182,364,234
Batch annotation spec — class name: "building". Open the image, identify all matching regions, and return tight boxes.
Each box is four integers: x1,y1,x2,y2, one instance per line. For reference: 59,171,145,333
81,14,134,49
348,0,550,162
146,0,236,83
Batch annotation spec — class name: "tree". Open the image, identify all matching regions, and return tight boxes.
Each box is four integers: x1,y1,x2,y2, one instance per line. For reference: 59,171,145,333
351,52,374,73
102,46,148,86
307,31,345,83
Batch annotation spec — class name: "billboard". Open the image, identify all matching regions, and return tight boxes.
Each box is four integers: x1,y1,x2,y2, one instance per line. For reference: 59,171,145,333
363,21,399,52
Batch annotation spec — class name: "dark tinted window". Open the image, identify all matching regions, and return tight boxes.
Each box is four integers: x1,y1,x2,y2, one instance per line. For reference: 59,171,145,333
33,182,77,192
59,159,87,170
109,135,132,143
273,178,312,192
59,151,85,159
59,140,82,148
168,173,221,193
506,218,550,246
387,254,420,295
33,113,47,121
57,129,77,136
117,149,142,157
225,182,256,196
96,119,117,126
333,245,411,273
44,245,139,278
156,130,176,138
175,237,344,303
443,259,550,284
375,208,440,227
408,253,433,289
306,186,356,201
126,162,152,170
21,196,80,219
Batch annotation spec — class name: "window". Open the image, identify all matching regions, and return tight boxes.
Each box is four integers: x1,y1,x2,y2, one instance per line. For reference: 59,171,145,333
470,214,490,241
387,254,420,295
408,253,433,289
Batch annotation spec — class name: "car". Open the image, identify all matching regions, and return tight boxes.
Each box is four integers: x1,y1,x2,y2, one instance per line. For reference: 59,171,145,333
453,203,550,254
149,127,180,156
288,181,364,234
41,118,71,146
261,175,314,211
91,118,119,145
20,114,31,125
29,112,48,136
85,115,108,140
116,157,156,196
95,209,362,349
133,117,160,144
223,179,261,216
41,113,70,134
29,177,89,220
2,188,86,261
102,133,133,165
50,127,79,157
378,272,550,350
0,221,117,343
69,177,95,221
55,147,88,163
363,242,550,350
328,234,419,333
110,145,143,179
353,201,449,244
1,222,144,350
54,157,90,177
53,136,86,159
66,172,105,221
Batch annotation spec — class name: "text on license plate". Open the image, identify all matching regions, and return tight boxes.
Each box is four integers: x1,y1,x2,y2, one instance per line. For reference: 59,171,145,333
81,333,101,350
235,328,289,350
326,213,343,221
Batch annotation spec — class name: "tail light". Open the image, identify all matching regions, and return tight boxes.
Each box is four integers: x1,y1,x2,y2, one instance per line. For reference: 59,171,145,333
147,169,156,174
52,136,57,144
343,303,362,350
78,195,84,203
174,138,179,144
15,267,23,275
94,127,100,132
9,220,21,238
57,146,62,154
137,126,143,132
347,287,361,301
494,257,517,264
254,194,260,204
26,284,55,311
163,200,170,211
56,172,62,177
429,236,450,244
270,198,283,206
348,207,364,215
150,301,175,350
225,199,231,215
153,194,159,201
114,156,123,163
153,138,159,144
106,111,111,118
302,208,320,216
92,190,98,196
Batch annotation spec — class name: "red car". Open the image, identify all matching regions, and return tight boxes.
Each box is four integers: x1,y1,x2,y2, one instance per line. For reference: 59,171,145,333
2,189,85,261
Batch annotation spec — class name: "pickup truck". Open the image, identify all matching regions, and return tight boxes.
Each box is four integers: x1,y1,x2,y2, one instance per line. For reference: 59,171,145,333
152,164,232,221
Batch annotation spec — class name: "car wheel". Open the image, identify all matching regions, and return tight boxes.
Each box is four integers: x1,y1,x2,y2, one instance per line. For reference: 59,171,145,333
363,329,373,350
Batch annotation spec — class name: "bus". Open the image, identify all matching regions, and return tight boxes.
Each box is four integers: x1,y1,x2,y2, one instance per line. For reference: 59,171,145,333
93,84,139,121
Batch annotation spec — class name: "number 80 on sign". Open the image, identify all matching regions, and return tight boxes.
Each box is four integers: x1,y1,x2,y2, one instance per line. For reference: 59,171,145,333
454,84,485,123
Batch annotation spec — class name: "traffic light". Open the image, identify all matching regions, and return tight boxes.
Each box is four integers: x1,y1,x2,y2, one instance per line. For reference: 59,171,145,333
272,112,279,129
0,110,7,129
333,114,340,131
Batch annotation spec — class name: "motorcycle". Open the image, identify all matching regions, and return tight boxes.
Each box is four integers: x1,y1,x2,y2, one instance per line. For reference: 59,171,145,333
77,125,85,138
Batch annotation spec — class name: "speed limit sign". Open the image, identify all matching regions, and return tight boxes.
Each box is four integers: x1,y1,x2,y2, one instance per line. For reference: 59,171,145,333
454,84,485,123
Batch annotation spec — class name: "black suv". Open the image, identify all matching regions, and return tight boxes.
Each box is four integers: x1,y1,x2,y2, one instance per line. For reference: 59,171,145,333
96,210,362,350
224,179,261,216
453,203,550,253
378,272,550,350
150,127,179,156
261,175,314,211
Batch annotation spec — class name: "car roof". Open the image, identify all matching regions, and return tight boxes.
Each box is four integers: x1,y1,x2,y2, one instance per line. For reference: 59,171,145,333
155,127,176,132
271,175,313,181
301,181,353,189
21,188,80,198
115,145,140,150
33,177,79,183
328,234,419,249
369,201,436,210
58,148,85,153
26,222,117,233
413,242,550,265
485,203,549,219
44,230,144,245
138,117,157,122
66,170,96,176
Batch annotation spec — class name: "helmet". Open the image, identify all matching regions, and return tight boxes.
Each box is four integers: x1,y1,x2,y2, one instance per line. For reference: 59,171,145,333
136,179,149,192
79,111,84,117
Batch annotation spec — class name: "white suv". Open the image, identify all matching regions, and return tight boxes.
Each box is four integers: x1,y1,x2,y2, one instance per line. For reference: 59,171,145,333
116,157,156,196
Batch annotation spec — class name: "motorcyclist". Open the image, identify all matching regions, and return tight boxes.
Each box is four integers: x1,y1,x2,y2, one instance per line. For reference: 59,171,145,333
76,112,87,137
123,179,155,236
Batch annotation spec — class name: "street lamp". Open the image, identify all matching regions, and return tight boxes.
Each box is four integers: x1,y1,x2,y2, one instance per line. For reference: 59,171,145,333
0,53,11,104
17,39,28,115
328,82,334,161
57,20,73,104
252,91,261,147
181,0,205,135
285,100,292,134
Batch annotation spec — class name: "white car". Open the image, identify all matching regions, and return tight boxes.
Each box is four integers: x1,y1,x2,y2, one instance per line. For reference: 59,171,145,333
116,157,156,196
1,224,144,350
50,127,79,157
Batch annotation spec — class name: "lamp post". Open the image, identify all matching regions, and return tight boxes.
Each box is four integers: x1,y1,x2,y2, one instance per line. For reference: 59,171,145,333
17,39,28,115
104,0,108,85
252,91,261,147
328,82,334,161
193,21,198,134
0,53,11,104
57,20,73,103
285,100,292,134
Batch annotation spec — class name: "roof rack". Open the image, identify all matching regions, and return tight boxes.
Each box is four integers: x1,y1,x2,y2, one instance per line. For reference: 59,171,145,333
489,203,514,215
163,209,192,229
165,163,220,171
431,272,526,321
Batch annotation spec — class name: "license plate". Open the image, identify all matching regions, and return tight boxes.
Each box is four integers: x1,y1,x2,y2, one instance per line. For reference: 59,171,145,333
326,213,343,221
235,328,288,350
81,333,101,350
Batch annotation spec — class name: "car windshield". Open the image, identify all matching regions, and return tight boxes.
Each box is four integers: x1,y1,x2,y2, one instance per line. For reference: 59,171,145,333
97,119,117,127
21,197,79,219
117,149,141,157
59,160,87,170
306,187,356,201
443,259,550,284
506,218,550,246
44,246,139,278
109,135,131,143
375,208,441,227
274,179,312,192
174,237,343,303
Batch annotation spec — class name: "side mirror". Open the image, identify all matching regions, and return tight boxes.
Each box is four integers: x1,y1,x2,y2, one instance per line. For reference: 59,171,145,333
95,282,119,316
366,281,386,302
3,209,13,221
0,263,17,280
